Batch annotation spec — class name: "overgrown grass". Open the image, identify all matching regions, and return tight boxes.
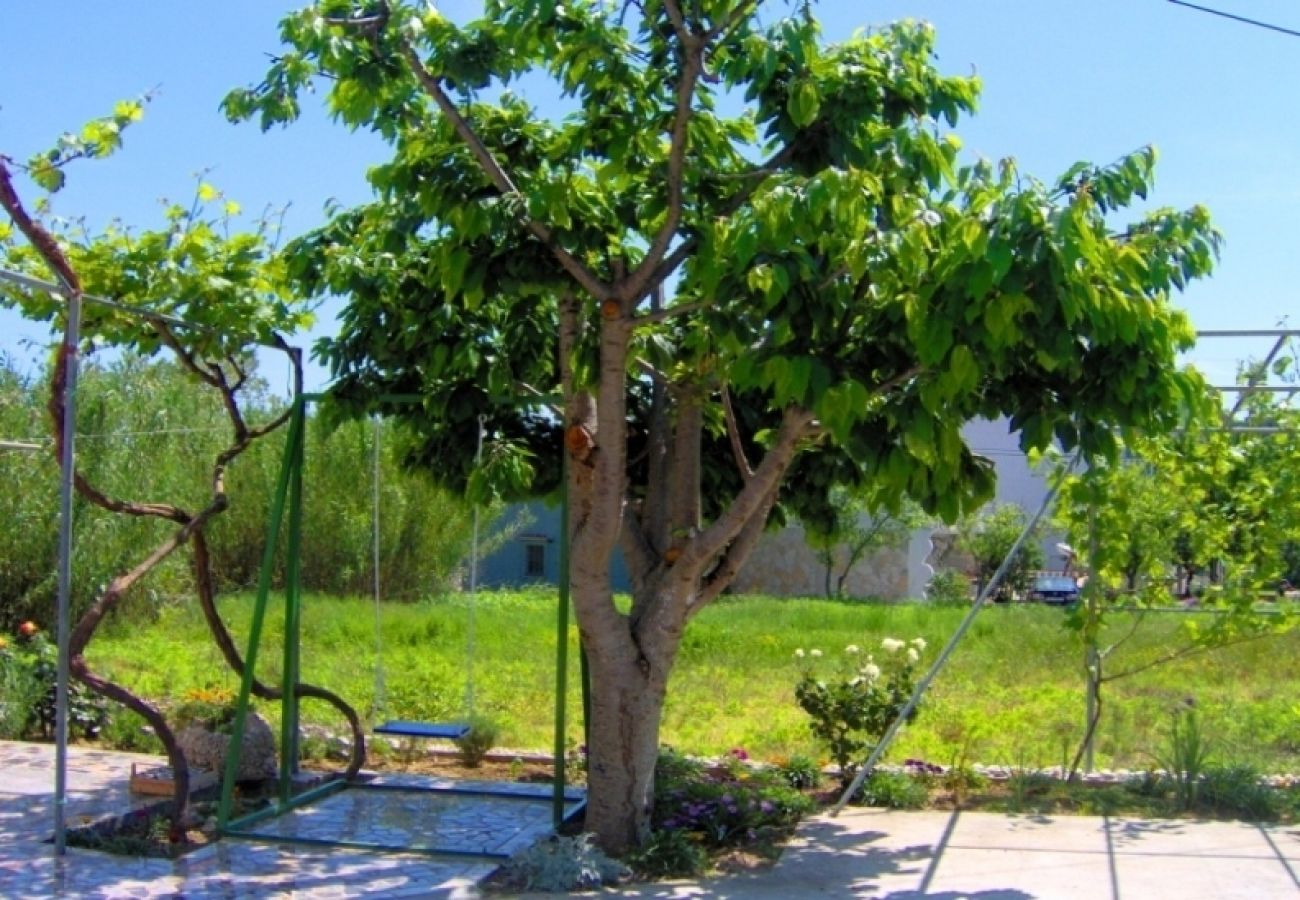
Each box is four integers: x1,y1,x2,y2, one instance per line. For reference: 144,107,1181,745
86,592,1300,773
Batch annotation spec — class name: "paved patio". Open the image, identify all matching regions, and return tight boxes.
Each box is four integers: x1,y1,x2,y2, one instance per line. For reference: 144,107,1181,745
590,807,1300,899
0,740,582,898
4,740,1299,898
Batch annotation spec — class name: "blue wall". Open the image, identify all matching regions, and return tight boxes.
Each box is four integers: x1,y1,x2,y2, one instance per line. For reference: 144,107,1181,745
479,501,631,592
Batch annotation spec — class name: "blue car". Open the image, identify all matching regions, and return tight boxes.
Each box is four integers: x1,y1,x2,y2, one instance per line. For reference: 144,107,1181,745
1029,575,1080,605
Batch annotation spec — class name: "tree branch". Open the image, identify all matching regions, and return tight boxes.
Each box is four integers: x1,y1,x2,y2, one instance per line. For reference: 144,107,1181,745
391,36,610,301
720,383,753,481
632,299,707,327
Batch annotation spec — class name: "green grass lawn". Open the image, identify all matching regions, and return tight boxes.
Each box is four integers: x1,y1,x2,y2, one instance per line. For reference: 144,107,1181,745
87,590,1300,774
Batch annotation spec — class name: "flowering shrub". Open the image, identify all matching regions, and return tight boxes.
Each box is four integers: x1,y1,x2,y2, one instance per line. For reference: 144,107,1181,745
641,746,813,873
793,637,927,784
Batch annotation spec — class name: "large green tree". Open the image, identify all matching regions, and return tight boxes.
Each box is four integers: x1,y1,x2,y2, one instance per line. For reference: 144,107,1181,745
229,1,1218,850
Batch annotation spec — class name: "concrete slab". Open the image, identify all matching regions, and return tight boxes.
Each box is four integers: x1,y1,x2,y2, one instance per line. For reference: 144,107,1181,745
1105,816,1277,858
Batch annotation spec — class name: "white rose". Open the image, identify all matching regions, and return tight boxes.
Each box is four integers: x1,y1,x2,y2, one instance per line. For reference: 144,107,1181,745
881,638,905,654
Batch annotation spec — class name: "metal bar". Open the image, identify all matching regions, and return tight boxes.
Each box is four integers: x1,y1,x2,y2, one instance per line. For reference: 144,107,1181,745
217,402,303,828
52,291,82,856
354,781,585,802
222,828,514,859
1210,385,1299,392
1196,329,1300,337
224,777,349,833
0,440,43,451
280,395,307,797
0,267,287,350
832,452,1080,814
553,452,572,828
1228,336,1287,419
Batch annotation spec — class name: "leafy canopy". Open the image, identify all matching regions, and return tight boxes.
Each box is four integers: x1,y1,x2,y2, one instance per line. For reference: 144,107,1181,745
224,1,1219,523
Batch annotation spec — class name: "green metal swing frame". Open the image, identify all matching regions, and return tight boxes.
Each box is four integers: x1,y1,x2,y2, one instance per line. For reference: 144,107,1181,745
215,391,589,855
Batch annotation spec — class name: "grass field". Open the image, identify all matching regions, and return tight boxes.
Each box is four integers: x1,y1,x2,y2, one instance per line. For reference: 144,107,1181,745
87,590,1300,774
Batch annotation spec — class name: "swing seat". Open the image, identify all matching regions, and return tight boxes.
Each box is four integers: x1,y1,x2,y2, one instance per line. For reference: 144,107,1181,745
374,720,471,740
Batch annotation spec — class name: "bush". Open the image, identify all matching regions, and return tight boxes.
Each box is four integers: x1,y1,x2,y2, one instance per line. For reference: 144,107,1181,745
453,715,500,768
0,624,108,740
793,637,926,784
1196,765,1284,821
773,754,823,790
502,833,629,892
925,569,969,606
628,827,709,879
855,770,930,809
100,707,164,755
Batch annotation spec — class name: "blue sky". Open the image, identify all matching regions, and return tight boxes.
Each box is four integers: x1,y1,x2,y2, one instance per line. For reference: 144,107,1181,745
2,1,1297,390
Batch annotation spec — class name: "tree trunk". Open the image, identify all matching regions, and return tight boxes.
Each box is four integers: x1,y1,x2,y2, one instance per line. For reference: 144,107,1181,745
581,643,670,855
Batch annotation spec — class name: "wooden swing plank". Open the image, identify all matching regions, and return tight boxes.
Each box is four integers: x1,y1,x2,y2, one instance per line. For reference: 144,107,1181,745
374,720,470,740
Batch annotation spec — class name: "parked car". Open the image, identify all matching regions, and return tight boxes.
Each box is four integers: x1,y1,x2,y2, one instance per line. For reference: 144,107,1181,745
1029,574,1080,605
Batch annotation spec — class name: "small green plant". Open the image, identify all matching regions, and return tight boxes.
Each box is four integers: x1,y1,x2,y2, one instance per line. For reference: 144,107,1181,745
1152,704,1212,811
1196,764,1282,821
855,770,929,809
501,833,629,892
773,754,823,790
100,707,164,755
627,828,709,879
453,714,500,768
794,637,926,784
926,569,970,606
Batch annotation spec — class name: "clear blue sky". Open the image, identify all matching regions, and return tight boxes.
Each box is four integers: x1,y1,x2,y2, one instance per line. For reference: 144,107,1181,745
2,1,1297,390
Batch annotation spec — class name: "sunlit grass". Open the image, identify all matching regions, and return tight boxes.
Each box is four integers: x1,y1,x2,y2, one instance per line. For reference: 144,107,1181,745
88,591,1300,773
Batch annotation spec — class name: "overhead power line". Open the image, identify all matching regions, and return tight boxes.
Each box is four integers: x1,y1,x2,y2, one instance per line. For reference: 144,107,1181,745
1167,0,1300,39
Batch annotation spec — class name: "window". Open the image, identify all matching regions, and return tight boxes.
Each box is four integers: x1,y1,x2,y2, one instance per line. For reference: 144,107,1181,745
525,542,546,578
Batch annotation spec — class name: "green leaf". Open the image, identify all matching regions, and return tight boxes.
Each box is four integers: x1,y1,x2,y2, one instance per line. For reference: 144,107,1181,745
788,79,821,128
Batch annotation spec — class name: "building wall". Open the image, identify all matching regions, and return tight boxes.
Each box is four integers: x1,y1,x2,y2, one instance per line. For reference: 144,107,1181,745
479,418,1063,601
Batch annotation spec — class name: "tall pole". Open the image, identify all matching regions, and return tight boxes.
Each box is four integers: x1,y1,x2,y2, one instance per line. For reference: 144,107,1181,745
53,294,83,856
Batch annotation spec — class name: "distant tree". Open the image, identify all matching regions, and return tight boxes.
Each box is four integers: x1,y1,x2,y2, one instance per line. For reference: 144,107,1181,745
959,504,1045,601
803,488,926,599
229,2,1219,851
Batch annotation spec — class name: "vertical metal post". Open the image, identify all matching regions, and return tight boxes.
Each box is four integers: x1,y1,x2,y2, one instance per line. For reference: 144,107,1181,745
552,453,572,827
279,395,306,797
1084,497,1100,773
219,402,302,829
53,294,82,856
467,415,485,716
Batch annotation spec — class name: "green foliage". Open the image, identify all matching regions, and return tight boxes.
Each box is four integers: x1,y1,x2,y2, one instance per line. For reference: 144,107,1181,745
99,707,165,755
627,827,709,879
793,637,926,783
1196,764,1284,821
773,753,823,790
959,504,1045,601
502,834,629,892
0,626,108,740
925,569,969,606
0,354,487,627
453,714,500,768
1151,704,1212,812
650,749,813,853
855,770,929,809
803,488,927,598
83,593,1300,778
225,3,1220,525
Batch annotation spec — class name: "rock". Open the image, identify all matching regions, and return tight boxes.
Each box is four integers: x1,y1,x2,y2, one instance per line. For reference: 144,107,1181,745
177,711,277,782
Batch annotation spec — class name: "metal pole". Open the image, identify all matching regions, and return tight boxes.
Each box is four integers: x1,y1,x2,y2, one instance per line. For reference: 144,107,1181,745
467,415,485,716
552,452,572,827
1084,498,1100,773
832,453,1079,815
53,292,83,856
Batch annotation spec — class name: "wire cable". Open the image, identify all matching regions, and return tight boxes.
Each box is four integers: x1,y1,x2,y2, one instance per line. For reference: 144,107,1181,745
1167,0,1300,39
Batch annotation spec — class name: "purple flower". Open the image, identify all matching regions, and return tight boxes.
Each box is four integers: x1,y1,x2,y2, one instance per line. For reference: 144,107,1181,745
760,800,774,813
